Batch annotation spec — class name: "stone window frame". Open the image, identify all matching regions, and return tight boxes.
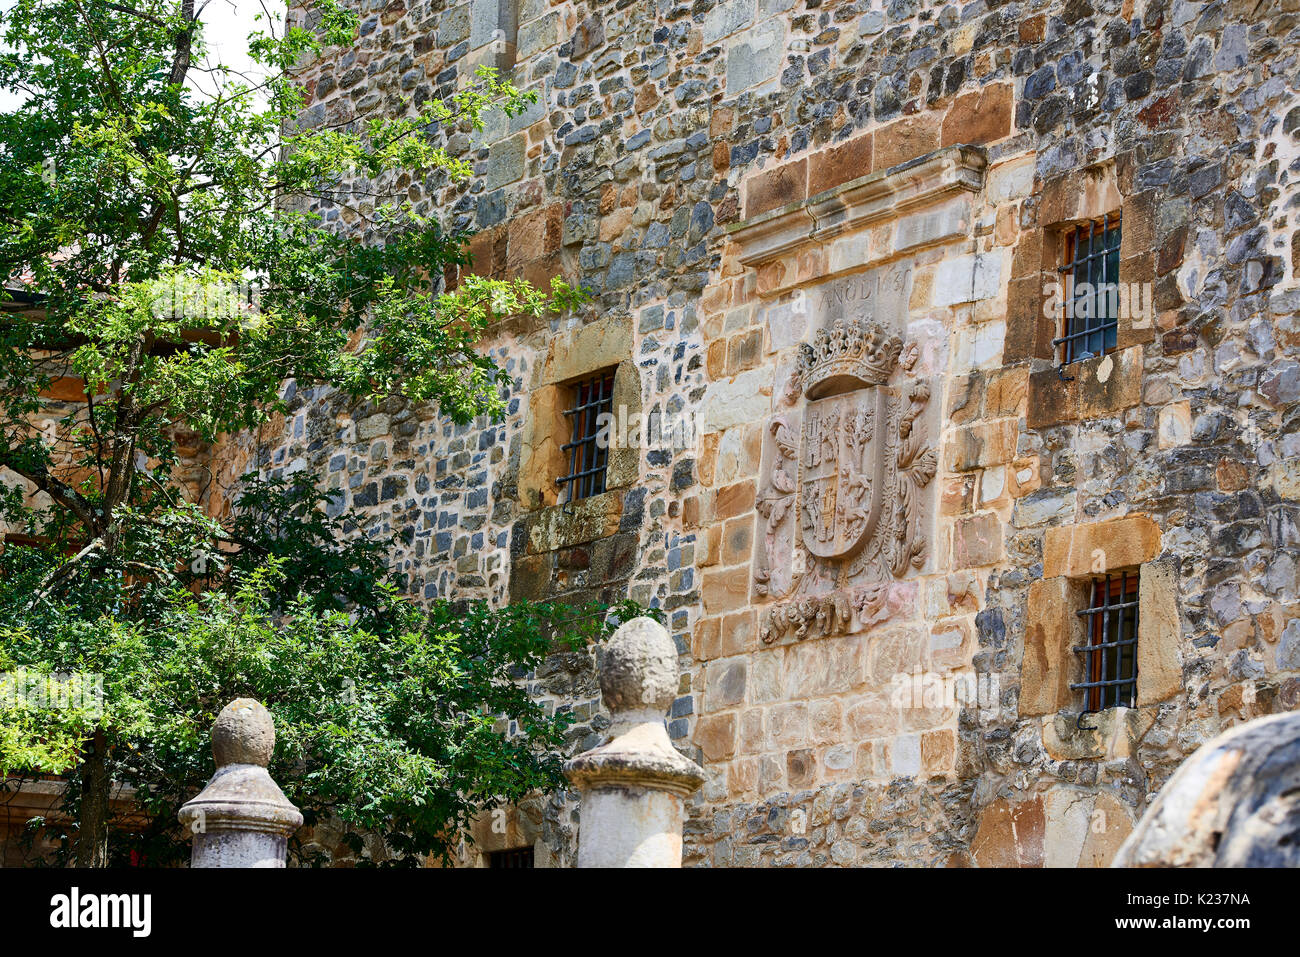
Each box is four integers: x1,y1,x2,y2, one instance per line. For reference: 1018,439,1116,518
517,313,640,525
1013,161,1158,428
1054,211,1124,367
1021,515,1180,723
465,805,544,868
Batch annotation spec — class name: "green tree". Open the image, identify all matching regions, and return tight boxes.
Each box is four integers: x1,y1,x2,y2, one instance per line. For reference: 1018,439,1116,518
0,0,599,866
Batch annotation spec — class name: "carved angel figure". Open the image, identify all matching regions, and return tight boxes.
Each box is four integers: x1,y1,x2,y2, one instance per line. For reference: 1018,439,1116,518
889,382,938,577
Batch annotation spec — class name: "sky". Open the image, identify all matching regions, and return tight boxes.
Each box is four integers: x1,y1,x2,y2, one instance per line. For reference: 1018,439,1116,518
0,0,266,111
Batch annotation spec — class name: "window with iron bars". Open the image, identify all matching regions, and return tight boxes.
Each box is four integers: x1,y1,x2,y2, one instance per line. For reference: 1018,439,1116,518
556,371,615,503
1070,570,1139,713
1054,213,1122,367
487,846,534,868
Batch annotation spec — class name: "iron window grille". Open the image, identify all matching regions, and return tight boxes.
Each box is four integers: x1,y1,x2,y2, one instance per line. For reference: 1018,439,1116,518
556,371,615,503
1070,570,1139,715
487,846,534,869
1054,213,1122,368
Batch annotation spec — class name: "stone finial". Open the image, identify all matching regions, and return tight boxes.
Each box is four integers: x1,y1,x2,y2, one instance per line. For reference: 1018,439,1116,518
178,699,303,868
598,615,679,717
1113,711,1300,868
565,616,704,867
211,697,276,767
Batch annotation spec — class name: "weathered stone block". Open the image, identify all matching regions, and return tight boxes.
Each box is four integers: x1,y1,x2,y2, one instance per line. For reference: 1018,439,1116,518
874,114,941,170
1040,162,1121,227
702,564,752,614
952,511,1003,568
516,11,558,58
971,796,1045,867
932,250,1004,306
808,133,873,197
701,368,771,433
941,82,1013,147
725,19,785,93
1027,346,1143,428
704,658,748,710
523,491,623,553
1137,558,1182,706
506,203,563,268
704,0,755,44
1042,514,1162,579
1020,576,1079,717
485,133,526,191
695,713,737,761
744,158,806,218
945,419,1018,472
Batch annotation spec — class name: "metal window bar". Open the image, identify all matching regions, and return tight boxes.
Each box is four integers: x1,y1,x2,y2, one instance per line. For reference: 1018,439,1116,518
1053,214,1122,367
488,847,535,869
1070,571,1139,716
556,372,615,503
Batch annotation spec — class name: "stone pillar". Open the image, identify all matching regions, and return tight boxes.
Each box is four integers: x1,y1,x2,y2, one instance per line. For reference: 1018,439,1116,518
178,698,303,868
564,616,705,868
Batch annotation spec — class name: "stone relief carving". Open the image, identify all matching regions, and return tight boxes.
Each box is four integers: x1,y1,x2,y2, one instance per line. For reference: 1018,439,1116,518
759,581,916,645
753,300,937,643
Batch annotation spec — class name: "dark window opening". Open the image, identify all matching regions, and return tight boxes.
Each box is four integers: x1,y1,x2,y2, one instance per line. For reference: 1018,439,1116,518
1054,213,1122,366
488,846,534,868
1070,570,1139,713
556,371,615,503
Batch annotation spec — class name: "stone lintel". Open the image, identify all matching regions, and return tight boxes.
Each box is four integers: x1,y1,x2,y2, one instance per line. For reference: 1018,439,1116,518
1042,513,1162,579
727,144,988,268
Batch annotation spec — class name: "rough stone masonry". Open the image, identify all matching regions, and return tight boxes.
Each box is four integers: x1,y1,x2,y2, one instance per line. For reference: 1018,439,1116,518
207,0,1300,866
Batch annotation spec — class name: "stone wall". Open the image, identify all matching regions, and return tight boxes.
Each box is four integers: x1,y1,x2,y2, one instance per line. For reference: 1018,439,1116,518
216,0,1300,866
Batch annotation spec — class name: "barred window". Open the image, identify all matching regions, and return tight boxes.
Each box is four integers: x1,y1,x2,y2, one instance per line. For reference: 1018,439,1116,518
557,371,615,503
1055,213,1122,366
487,846,534,868
1071,571,1139,713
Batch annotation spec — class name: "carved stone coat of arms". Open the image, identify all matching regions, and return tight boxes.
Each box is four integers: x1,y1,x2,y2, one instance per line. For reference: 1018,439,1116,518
754,317,937,643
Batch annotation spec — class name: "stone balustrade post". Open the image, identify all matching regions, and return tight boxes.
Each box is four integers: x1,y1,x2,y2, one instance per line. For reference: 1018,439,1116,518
178,698,303,868
564,616,705,868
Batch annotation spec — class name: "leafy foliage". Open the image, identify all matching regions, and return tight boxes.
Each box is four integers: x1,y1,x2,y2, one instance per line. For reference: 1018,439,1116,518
0,0,606,866
1,539,631,866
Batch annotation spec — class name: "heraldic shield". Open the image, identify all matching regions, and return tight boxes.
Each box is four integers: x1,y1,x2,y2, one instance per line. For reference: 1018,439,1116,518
798,386,887,562
753,315,937,606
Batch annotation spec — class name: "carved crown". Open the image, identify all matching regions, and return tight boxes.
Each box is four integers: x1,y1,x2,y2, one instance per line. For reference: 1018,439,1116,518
797,319,904,397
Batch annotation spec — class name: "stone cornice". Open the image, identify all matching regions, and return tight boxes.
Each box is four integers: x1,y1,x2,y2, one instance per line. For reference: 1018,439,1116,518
727,144,988,267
